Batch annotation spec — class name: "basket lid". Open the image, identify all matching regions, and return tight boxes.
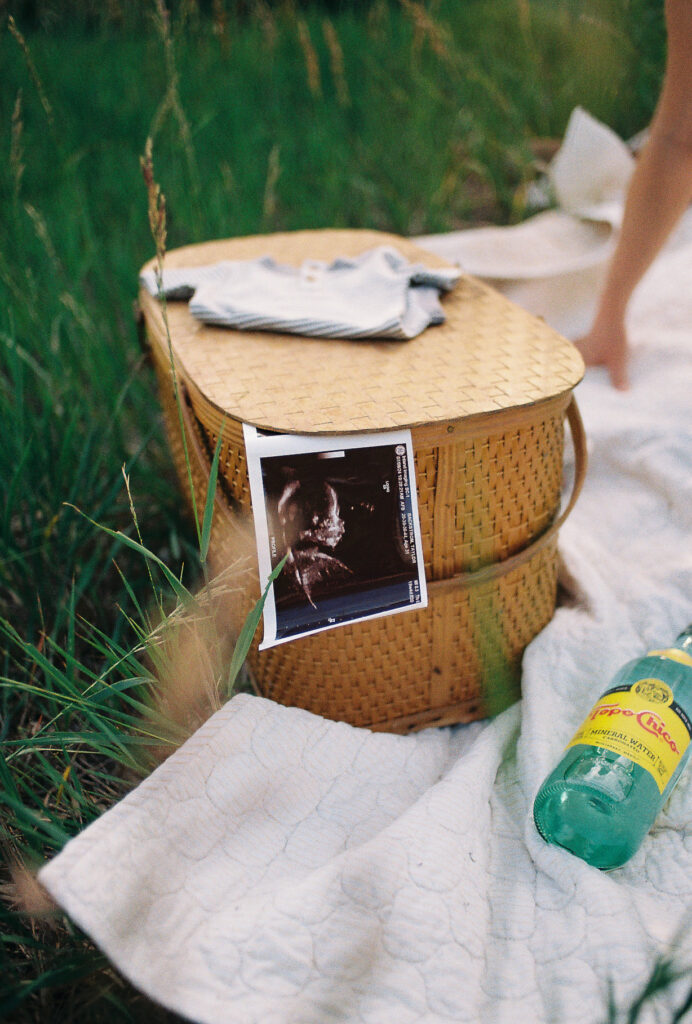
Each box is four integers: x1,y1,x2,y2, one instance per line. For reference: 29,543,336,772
139,228,584,434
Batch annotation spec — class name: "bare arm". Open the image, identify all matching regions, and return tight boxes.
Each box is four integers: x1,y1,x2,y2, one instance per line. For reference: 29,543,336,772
576,0,692,388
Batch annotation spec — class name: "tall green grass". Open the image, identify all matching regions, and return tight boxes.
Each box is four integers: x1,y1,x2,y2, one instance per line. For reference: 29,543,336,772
0,1,676,1019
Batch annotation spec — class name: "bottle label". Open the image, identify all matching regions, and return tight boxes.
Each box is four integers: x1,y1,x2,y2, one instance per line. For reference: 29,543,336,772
567,678,692,793
647,648,692,668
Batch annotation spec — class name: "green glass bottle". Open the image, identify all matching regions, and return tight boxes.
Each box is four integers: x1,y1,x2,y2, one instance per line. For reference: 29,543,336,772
533,625,692,870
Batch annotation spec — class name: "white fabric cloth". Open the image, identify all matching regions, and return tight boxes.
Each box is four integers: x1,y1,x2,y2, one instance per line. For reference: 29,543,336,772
139,244,461,340
40,117,692,1023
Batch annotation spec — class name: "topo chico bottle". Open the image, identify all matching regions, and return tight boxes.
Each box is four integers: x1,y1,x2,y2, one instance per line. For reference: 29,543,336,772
533,625,692,870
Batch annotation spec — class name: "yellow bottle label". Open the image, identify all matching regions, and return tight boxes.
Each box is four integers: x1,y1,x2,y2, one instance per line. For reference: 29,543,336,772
567,679,692,793
647,648,692,668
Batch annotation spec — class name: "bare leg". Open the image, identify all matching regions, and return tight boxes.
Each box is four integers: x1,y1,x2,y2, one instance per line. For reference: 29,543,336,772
575,0,692,389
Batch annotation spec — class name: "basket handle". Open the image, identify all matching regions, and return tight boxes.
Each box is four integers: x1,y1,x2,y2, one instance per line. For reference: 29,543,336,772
428,394,587,592
550,394,588,533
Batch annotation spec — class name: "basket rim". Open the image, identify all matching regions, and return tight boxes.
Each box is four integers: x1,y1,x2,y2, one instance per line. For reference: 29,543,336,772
140,228,584,436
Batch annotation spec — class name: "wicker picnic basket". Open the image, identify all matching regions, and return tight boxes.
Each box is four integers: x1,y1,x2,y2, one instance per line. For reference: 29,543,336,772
139,229,586,732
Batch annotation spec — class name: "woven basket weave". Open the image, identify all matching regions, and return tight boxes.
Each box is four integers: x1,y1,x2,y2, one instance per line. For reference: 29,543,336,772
140,229,586,732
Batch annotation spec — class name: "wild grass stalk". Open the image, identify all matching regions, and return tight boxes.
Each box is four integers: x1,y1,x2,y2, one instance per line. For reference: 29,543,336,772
6,17,57,141
9,89,25,204
297,16,323,98
322,17,350,108
211,0,231,57
252,0,278,49
262,142,282,225
150,0,204,238
400,0,453,62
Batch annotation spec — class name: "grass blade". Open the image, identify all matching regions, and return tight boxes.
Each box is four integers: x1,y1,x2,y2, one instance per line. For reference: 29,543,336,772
200,420,225,566
227,555,287,691
65,505,192,604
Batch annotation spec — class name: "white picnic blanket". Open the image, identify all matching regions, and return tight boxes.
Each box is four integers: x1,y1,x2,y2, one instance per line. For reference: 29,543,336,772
39,115,692,1023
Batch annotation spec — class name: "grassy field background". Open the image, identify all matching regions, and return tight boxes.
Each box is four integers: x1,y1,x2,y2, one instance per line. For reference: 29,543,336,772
0,1,673,1020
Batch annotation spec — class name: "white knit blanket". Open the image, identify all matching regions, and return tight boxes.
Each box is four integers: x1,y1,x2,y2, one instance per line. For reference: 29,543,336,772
40,117,692,1023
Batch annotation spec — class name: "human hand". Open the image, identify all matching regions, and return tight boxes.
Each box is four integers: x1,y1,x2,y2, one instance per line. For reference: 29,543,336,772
574,318,630,390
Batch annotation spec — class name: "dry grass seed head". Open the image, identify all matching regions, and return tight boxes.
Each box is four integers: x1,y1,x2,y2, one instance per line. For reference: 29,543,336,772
323,19,350,108
7,17,56,135
144,523,257,763
399,0,453,63
253,0,277,49
140,138,167,275
262,144,282,223
10,89,25,202
297,18,323,98
212,0,230,55
3,861,58,922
